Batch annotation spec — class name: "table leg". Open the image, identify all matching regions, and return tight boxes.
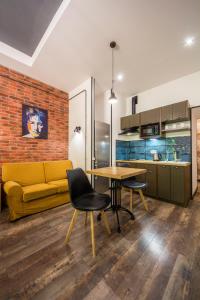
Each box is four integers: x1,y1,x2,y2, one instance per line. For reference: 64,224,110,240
97,179,135,232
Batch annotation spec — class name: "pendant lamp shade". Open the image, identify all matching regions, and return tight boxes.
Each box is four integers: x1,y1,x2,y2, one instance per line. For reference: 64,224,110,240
108,89,117,104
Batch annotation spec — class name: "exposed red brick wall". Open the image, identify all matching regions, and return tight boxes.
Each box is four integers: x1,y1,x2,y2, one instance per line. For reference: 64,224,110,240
0,65,69,177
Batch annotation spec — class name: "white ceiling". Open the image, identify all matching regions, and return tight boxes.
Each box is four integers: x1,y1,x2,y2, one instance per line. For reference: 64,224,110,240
0,0,200,97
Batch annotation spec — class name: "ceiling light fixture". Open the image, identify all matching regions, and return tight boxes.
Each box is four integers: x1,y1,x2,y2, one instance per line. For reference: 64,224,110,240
184,36,195,47
117,73,124,81
108,41,118,104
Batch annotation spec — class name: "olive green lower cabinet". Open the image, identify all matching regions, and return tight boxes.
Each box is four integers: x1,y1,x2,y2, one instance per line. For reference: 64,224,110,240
144,164,157,198
147,164,190,206
157,165,171,201
157,165,191,206
124,163,157,197
116,161,191,207
171,166,191,206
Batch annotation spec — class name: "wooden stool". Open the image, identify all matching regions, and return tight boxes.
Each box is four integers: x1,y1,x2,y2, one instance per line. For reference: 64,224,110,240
122,181,149,212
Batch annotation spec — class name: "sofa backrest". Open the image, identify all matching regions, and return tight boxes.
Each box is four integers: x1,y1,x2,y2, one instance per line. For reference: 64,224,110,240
2,162,45,186
44,160,73,182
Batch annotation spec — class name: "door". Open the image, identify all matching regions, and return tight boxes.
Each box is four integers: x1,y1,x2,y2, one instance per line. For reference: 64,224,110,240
94,121,110,193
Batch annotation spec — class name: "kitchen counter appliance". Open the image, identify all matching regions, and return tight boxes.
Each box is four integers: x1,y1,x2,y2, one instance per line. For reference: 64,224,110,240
140,123,160,138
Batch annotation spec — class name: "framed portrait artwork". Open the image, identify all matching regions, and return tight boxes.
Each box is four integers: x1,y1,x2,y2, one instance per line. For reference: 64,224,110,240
22,104,48,139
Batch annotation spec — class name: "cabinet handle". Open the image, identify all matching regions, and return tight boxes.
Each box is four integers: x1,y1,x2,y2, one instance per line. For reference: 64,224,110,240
147,170,152,174
162,166,166,168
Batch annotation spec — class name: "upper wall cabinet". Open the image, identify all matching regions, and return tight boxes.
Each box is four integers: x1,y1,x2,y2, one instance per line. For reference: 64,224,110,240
129,113,140,127
172,100,190,121
120,100,190,130
120,113,140,130
120,116,130,130
161,100,190,123
140,108,160,125
161,105,173,122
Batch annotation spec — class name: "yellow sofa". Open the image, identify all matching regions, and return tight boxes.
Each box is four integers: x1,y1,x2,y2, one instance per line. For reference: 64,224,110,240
2,160,73,221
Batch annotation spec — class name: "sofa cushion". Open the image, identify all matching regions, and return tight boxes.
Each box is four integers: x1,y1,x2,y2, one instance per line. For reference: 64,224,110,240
48,179,69,193
22,184,57,202
44,160,73,182
2,162,45,186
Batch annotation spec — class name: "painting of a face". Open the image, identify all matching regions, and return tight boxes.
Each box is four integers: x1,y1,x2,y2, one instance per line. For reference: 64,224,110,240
22,105,48,139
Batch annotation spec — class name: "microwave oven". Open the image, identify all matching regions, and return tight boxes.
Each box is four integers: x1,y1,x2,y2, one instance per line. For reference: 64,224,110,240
140,123,160,138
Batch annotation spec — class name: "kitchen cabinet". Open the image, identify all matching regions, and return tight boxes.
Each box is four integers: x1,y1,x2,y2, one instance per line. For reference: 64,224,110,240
140,108,161,125
116,161,191,207
161,105,173,123
129,113,140,127
144,164,157,197
172,100,190,121
120,114,140,130
120,100,190,131
134,163,146,184
157,165,171,201
128,162,157,197
120,116,130,130
171,165,191,206
161,101,190,123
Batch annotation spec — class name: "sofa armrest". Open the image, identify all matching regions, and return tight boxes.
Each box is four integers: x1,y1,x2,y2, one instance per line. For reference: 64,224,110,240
4,181,23,197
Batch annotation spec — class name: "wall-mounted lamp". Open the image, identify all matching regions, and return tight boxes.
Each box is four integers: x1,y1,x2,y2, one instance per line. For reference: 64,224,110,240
74,126,81,133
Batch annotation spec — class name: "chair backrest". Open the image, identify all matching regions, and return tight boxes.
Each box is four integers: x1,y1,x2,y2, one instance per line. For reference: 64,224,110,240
67,168,93,203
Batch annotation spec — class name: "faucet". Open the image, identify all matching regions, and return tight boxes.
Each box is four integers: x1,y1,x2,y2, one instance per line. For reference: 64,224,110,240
173,150,177,161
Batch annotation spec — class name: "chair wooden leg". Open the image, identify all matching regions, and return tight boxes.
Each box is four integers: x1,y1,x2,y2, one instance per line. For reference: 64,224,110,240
138,189,149,212
65,209,79,244
130,188,133,212
101,210,111,235
85,212,88,226
90,212,96,258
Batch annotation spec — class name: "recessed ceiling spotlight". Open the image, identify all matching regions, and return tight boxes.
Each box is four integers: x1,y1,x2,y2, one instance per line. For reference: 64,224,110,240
184,36,195,47
117,73,124,81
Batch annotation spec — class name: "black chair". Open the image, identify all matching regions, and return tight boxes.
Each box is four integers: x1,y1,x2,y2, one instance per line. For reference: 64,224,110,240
65,168,111,257
122,177,149,212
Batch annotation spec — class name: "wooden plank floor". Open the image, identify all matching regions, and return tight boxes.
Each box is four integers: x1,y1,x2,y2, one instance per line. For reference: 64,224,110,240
0,189,200,300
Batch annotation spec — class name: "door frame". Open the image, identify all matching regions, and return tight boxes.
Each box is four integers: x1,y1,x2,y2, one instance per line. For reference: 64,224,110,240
191,105,200,196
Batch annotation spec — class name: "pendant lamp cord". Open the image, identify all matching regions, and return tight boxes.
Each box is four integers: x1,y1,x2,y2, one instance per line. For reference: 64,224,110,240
111,47,114,92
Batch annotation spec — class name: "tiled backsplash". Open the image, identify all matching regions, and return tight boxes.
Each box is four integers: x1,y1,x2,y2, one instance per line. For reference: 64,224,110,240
116,136,191,162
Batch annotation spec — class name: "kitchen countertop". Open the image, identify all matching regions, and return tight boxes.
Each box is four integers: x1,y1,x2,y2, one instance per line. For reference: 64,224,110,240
116,159,191,167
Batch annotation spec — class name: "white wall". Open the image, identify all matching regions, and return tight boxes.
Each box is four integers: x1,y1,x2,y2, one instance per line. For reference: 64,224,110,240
69,78,93,171
95,90,127,163
69,92,86,170
126,70,200,115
